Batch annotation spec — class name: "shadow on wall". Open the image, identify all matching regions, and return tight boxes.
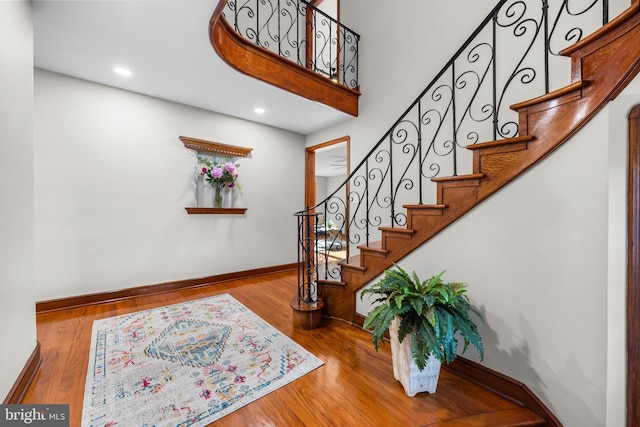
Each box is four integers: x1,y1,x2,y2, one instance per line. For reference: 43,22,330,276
477,306,601,425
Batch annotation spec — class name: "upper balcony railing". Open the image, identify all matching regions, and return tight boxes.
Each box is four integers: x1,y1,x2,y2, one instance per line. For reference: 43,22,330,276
222,0,360,90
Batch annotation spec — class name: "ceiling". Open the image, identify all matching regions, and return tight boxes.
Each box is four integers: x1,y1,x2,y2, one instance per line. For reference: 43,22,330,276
32,0,352,135
314,142,347,177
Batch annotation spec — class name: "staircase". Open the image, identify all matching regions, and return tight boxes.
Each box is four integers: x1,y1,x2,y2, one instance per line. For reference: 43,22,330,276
314,1,640,324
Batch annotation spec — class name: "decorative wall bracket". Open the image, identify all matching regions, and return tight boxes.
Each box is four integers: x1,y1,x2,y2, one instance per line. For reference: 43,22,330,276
179,136,253,158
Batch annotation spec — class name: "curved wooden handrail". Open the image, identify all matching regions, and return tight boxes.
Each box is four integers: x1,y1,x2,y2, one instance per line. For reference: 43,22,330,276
209,0,360,117
326,3,640,326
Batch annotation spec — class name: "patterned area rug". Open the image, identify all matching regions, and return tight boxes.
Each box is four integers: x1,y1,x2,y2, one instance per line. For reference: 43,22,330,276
81,294,323,426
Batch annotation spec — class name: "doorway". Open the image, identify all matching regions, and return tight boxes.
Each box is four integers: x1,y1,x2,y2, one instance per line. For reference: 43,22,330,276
305,136,350,281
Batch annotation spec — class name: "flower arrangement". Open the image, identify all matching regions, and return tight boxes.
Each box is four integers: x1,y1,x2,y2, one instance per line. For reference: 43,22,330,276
197,156,240,207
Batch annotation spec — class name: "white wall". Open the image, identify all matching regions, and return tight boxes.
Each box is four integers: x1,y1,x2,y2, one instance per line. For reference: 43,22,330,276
34,70,305,301
0,0,37,401
315,176,328,205
317,0,337,19
605,81,640,427
307,0,636,425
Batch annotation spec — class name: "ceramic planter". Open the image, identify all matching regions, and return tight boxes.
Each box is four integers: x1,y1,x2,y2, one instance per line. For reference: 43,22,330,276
390,317,441,396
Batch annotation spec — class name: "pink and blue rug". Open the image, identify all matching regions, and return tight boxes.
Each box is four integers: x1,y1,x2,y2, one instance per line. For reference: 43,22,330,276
81,294,323,426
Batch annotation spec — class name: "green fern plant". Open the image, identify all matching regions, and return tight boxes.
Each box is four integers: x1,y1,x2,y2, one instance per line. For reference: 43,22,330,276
360,265,484,371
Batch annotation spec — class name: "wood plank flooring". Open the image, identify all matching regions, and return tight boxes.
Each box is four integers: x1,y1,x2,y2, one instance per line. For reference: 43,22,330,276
23,270,543,426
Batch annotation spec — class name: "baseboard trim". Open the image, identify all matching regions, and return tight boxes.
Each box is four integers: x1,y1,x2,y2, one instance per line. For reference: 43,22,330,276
445,356,562,426
3,342,42,404
36,263,299,313
353,312,366,328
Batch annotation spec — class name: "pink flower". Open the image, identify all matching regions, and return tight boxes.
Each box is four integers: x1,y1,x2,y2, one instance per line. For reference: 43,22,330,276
211,167,223,179
200,167,208,175
224,162,236,174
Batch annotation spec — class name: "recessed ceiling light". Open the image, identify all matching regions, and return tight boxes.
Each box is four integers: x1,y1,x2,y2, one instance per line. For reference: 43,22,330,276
113,67,132,77
254,107,265,114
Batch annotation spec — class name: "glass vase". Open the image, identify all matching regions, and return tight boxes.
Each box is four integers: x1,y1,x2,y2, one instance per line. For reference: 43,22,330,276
214,184,223,208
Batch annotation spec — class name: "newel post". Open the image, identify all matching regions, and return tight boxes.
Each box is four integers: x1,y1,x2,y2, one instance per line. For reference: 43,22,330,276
291,207,324,329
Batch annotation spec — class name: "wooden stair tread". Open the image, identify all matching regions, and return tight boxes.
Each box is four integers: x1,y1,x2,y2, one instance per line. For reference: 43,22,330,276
338,254,366,271
432,173,484,183
427,407,546,427
357,241,389,254
378,227,416,234
403,203,447,210
317,279,347,287
510,80,588,111
467,135,535,150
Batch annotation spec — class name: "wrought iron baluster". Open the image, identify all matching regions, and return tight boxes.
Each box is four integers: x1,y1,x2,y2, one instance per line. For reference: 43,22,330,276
341,26,346,85
255,0,259,47
297,0,301,66
322,204,328,280
418,100,423,205
492,12,498,141
365,159,370,246
543,0,550,94
389,133,395,227
451,62,458,177
329,20,333,80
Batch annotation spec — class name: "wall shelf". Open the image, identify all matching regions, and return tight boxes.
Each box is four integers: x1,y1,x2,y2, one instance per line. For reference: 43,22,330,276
185,207,247,215
182,136,250,214
179,136,253,157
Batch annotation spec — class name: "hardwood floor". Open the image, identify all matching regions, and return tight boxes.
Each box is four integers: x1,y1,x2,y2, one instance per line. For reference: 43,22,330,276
23,270,545,426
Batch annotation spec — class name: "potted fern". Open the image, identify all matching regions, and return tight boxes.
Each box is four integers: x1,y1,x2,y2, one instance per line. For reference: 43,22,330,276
360,265,484,396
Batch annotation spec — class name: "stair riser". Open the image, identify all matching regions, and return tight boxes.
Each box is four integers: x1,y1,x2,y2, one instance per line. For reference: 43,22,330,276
475,150,529,179
437,185,480,211
405,208,445,229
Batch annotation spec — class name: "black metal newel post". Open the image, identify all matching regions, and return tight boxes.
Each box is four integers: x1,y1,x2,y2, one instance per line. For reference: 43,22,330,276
292,208,324,329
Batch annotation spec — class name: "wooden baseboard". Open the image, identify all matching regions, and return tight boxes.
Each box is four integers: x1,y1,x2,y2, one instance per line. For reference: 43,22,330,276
3,342,41,404
353,312,366,328
36,263,299,313
445,356,562,426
